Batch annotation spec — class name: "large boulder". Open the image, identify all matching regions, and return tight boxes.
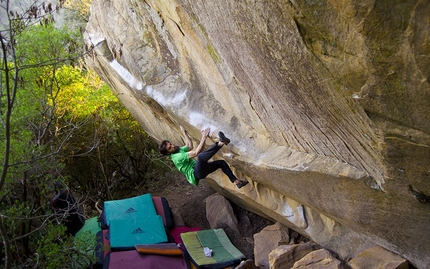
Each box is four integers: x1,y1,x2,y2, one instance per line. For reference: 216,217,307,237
205,193,239,235
268,242,320,269
253,222,290,268
83,0,430,267
348,246,409,269
291,249,345,269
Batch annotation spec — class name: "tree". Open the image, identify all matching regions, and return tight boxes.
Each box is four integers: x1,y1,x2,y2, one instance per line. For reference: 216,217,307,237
1,1,85,266
1,1,169,267
63,0,92,22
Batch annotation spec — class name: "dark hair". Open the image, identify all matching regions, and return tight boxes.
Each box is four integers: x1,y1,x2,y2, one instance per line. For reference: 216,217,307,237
159,140,169,155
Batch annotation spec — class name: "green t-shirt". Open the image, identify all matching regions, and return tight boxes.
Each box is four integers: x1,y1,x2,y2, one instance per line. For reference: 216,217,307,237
171,146,198,186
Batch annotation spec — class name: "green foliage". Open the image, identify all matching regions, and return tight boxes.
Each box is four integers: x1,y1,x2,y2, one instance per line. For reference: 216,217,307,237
52,66,118,119
64,0,93,22
37,224,69,269
1,2,100,268
36,223,91,269
15,23,81,66
1,12,167,268
73,230,99,266
1,24,81,188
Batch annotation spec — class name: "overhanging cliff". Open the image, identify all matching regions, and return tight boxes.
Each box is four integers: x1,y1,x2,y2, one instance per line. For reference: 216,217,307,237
83,0,430,267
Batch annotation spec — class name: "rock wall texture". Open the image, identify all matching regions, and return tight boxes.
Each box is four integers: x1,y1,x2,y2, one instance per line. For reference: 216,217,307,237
83,0,430,267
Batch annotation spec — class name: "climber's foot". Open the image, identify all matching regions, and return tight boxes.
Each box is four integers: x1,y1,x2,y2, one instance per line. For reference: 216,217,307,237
236,180,249,189
218,131,230,145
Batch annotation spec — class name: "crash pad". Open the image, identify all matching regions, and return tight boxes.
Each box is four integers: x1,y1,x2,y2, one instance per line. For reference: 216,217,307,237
180,229,245,269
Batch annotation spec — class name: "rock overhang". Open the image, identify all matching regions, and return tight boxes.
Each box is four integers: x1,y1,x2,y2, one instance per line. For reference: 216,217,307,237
84,0,430,267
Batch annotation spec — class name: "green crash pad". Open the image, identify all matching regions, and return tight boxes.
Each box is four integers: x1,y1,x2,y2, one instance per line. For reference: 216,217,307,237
73,217,102,267
75,217,101,239
180,229,245,268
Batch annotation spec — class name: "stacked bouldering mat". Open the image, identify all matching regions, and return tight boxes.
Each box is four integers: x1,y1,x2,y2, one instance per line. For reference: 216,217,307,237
152,196,173,228
95,194,180,267
95,229,110,266
101,193,168,250
97,194,190,268
108,215,166,249
180,229,245,269
73,193,246,269
100,193,155,227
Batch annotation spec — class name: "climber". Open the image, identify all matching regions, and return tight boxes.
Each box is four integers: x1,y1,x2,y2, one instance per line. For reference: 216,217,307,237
159,126,249,189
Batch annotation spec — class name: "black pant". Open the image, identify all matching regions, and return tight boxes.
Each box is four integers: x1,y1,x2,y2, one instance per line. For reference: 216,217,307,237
193,143,237,183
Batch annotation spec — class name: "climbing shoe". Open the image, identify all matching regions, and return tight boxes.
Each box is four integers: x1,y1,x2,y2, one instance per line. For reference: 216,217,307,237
236,180,249,189
218,131,230,145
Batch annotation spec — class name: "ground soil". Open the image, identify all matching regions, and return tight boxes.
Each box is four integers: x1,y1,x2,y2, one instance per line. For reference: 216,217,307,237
146,171,274,259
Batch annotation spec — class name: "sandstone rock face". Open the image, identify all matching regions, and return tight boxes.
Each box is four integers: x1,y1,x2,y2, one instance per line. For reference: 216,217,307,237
205,193,239,235
348,246,409,269
83,0,430,267
253,222,290,268
291,249,344,269
268,243,320,269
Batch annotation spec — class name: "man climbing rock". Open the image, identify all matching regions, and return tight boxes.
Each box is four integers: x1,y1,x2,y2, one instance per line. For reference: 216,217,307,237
159,126,249,189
